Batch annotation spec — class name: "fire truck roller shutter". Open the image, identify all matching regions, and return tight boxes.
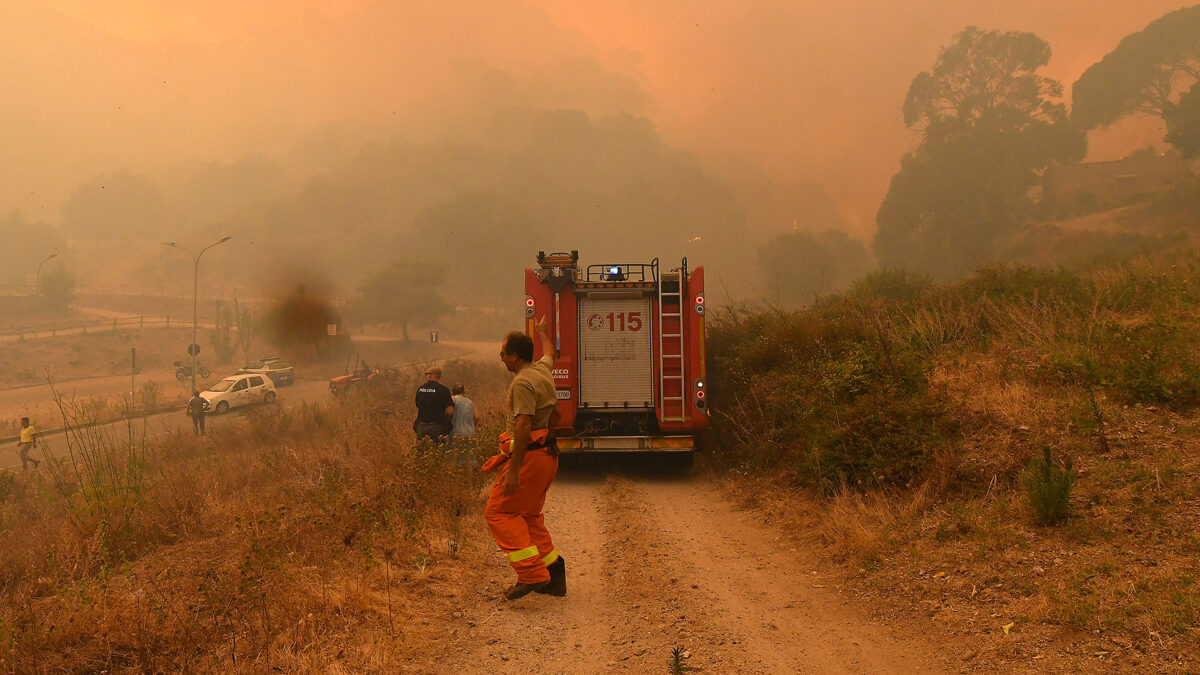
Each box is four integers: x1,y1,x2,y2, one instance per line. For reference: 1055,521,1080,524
578,296,654,408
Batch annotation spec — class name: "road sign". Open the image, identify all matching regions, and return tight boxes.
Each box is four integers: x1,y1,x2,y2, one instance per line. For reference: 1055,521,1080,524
187,343,201,356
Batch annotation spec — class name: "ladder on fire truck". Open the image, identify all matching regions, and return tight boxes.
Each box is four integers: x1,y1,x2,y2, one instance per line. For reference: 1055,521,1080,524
657,258,688,422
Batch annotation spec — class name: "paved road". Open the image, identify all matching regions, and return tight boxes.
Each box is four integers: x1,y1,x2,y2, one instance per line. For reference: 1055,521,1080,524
1,368,190,427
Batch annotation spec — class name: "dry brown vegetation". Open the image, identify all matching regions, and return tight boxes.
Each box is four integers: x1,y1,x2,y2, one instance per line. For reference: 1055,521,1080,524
0,360,509,672
709,249,1200,672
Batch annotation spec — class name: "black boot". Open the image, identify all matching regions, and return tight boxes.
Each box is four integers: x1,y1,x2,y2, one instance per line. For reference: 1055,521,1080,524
537,556,566,596
504,580,550,601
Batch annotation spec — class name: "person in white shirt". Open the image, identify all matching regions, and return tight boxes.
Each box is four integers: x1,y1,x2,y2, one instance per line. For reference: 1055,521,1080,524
450,383,477,441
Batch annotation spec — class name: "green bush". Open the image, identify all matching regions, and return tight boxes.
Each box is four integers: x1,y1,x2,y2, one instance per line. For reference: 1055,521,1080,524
707,303,958,494
1111,319,1200,408
1039,317,1200,411
848,268,933,302
957,265,1092,307
1022,446,1076,525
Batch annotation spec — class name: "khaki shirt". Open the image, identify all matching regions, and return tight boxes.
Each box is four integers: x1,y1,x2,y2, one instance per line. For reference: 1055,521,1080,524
506,354,556,433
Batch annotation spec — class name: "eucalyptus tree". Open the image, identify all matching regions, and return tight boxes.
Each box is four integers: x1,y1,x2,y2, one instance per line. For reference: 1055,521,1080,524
1072,4,1200,137
874,27,1085,279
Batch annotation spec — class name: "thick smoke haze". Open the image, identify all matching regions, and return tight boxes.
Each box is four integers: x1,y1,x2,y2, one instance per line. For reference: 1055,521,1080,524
2,0,1194,286
540,1,1194,233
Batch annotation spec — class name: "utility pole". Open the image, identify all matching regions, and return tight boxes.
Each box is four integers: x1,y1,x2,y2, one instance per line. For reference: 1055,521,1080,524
165,236,231,391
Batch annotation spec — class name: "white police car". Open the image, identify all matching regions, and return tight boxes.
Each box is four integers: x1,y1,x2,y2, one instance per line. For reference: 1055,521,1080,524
200,373,277,414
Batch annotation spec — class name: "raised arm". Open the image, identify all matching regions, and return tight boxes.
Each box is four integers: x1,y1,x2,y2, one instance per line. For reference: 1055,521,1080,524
534,315,554,360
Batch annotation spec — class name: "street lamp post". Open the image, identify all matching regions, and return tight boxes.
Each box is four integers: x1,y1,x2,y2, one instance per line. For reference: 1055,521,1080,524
166,236,231,391
33,251,58,341
35,252,57,299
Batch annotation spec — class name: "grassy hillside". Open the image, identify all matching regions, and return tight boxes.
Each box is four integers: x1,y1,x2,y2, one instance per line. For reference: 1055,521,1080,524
0,360,508,671
707,250,1200,671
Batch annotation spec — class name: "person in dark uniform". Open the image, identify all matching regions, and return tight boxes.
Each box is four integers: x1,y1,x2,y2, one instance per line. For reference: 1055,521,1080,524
187,391,209,436
414,366,454,442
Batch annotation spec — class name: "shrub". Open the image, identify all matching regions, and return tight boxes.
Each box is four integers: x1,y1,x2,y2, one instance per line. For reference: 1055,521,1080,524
210,301,236,365
1111,319,1200,408
957,265,1092,307
0,472,13,504
43,390,153,558
137,380,160,410
848,268,933,302
1039,316,1200,411
707,303,959,493
1093,250,1200,314
39,263,76,311
1022,446,1076,525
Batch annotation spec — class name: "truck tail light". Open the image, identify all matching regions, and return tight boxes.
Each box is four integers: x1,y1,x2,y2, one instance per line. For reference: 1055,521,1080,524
695,293,705,316
694,377,707,412
525,295,536,318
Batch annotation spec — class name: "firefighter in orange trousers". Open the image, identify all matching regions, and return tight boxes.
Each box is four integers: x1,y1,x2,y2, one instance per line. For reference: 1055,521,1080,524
484,315,566,601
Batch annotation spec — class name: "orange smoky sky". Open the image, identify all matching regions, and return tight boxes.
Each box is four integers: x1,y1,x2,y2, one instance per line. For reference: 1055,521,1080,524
7,0,1197,237
537,1,1197,235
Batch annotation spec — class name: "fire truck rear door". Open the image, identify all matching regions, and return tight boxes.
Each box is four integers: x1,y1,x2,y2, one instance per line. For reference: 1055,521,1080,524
577,296,653,407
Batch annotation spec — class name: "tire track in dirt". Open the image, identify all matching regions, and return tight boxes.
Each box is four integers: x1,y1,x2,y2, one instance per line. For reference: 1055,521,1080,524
434,473,617,672
437,472,948,674
632,478,947,673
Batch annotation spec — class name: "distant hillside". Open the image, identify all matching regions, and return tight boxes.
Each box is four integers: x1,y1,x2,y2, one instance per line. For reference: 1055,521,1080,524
1043,154,1195,217
1004,164,1200,269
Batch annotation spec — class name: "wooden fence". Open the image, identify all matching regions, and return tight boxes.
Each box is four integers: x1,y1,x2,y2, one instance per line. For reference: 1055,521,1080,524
0,284,271,300
0,315,177,339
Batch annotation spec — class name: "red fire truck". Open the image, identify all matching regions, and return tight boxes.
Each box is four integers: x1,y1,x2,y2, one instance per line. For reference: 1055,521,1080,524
524,251,709,465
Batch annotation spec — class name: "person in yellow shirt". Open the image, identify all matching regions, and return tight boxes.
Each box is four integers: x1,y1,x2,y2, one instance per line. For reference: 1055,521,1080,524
16,417,40,471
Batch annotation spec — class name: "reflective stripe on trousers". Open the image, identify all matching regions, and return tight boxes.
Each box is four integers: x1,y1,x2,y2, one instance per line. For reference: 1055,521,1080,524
508,545,540,563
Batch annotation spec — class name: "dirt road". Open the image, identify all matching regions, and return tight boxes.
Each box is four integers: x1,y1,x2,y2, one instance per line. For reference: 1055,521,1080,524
437,471,948,674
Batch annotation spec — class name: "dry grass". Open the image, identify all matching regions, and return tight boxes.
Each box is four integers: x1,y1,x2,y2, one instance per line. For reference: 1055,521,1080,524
0,358,510,672
710,254,1200,672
